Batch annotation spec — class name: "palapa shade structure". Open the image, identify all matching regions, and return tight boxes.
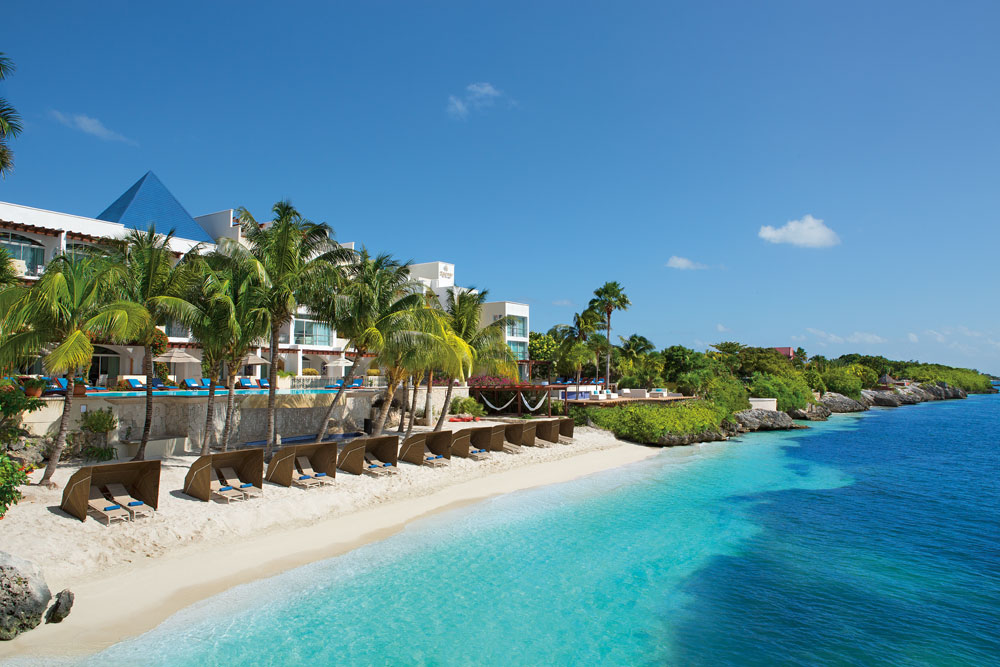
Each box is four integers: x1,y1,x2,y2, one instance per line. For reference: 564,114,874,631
61,460,161,522
468,425,506,452
242,353,270,366
182,448,264,502
399,431,453,466
505,422,537,448
265,442,338,487
337,435,399,475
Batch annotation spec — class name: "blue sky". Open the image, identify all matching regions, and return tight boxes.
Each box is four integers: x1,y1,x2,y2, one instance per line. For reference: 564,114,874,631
2,1,998,372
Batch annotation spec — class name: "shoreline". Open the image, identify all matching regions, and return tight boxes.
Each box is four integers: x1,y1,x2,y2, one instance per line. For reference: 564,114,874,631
0,433,658,660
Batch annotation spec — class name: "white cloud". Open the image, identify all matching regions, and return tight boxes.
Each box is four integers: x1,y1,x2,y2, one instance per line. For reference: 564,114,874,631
846,332,886,344
758,214,840,248
552,299,573,307
50,110,137,145
907,332,919,343
957,325,983,338
925,329,947,343
790,334,807,342
716,323,729,333
446,82,507,119
666,255,708,270
806,327,844,345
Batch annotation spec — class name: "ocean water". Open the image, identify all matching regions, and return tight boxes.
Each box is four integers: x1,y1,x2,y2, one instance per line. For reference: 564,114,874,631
85,396,998,665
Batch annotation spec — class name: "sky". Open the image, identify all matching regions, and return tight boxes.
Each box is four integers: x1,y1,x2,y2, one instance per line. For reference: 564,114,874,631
2,1,998,373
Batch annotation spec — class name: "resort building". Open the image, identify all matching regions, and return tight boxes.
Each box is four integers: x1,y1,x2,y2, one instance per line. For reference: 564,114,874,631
0,171,528,385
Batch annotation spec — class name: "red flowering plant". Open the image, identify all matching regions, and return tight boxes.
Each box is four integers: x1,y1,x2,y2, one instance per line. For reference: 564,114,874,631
468,375,516,388
0,454,29,519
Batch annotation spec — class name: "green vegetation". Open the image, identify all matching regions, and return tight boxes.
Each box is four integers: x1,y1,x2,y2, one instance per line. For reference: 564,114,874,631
0,53,22,179
579,401,726,443
748,372,813,411
0,453,29,519
821,367,863,399
449,396,486,417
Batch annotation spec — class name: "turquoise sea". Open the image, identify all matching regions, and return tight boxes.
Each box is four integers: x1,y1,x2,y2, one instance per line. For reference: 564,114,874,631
85,396,998,665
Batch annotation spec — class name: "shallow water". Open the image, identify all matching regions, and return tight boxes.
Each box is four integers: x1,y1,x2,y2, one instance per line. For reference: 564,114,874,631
83,396,999,665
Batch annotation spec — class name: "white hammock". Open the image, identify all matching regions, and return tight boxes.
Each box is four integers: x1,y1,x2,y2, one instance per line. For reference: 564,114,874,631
521,392,549,412
480,393,517,412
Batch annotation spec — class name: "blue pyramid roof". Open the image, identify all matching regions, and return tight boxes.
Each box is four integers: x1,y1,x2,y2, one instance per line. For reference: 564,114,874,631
97,171,214,243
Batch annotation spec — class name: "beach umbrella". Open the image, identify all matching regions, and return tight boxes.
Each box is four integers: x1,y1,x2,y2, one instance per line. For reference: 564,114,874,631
153,348,201,364
242,352,271,366
325,357,354,367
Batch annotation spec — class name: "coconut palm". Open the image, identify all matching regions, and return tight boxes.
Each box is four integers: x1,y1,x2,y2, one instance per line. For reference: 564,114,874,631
0,53,22,178
0,256,149,487
617,333,655,374
589,281,630,384
105,227,201,461
305,250,418,442
234,201,351,457
0,248,18,288
434,288,516,431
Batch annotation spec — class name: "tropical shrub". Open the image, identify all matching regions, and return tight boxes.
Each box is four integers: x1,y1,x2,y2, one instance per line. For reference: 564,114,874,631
0,454,29,518
81,407,118,435
582,401,725,444
821,367,863,400
845,364,879,389
301,368,320,377
0,388,44,446
703,375,750,417
449,396,486,417
748,372,813,412
803,368,826,394
468,375,512,388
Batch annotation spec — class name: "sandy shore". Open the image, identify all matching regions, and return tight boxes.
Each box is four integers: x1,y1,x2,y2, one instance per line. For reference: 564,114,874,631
0,423,657,659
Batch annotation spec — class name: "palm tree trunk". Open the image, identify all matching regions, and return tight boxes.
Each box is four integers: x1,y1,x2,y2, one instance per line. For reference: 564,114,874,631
576,367,582,399
423,370,434,425
374,372,402,434
221,370,238,451
264,323,280,458
396,380,409,433
39,373,73,488
605,314,612,387
134,344,154,461
405,374,420,439
433,379,455,431
201,366,219,455
315,352,360,442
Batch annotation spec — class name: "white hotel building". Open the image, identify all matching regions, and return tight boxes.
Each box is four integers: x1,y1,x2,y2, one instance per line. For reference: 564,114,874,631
0,172,529,385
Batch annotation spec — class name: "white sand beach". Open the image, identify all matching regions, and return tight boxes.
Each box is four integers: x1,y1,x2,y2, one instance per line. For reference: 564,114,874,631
0,423,657,659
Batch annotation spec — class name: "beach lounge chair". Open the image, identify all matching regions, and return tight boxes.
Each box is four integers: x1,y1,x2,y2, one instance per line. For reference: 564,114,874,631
449,429,488,460
399,434,448,468
295,457,334,486
210,478,247,503
87,487,130,525
258,378,270,389
42,378,67,396
219,466,263,498
363,452,395,476
349,378,363,388
126,378,146,390
150,377,169,390
325,380,344,389
183,378,202,389
238,378,257,389
105,482,154,520
201,378,226,389
535,419,562,445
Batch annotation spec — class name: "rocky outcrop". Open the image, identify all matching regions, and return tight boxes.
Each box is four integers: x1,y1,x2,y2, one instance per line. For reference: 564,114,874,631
656,429,729,447
733,409,796,431
0,552,51,641
862,390,904,407
788,403,832,421
819,392,868,413
45,590,74,624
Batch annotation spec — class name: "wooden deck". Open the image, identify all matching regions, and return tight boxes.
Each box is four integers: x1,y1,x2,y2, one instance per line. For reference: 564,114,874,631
565,396,692,407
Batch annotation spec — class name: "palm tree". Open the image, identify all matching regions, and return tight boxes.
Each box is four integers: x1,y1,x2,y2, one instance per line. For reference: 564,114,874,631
589,282,630,384
106,227,201,460
550,309,600,396
617,333,655,375
0,53,23,178
305,250,422,442
0,248,19,288
434,288,516,431
234,201,351,457
0,256,148,487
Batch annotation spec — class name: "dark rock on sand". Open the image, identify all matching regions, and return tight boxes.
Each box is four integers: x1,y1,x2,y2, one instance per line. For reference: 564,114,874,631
733,409,796,431
45,589,74,624
0,552,51,641
788,403,832,421
819,392,868,413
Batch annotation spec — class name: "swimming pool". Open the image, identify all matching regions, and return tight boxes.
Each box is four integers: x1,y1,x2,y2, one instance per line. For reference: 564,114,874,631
89,388,373,398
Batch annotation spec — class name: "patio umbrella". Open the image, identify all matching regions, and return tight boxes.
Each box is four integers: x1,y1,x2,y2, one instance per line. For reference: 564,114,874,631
324,357,354,367
242,352,271,366
152,348,201,364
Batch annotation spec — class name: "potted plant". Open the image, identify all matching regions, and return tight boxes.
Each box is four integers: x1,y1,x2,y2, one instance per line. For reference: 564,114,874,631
73,377,89,396
21,378,47,398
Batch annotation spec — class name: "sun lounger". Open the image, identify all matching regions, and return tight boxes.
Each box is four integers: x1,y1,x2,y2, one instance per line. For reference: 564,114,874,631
295,457,334,486
364,452,396,476
399,434,448,468
182,378,202,389
150,378,169,390
258,378,270,389
210,478,247,503
219,466,263,498
201,378,226,389
238,378,257,389
126,378,146,390
449,429,488,460
87,487,130,525
535,419,562,444
105,482,155,520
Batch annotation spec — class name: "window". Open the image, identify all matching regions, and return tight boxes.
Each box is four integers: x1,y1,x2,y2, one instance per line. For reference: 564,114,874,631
506,316,527,339
0,232,45,276
293,319,332,346
165,320,189,338
508,340,528,361
88,346,121,385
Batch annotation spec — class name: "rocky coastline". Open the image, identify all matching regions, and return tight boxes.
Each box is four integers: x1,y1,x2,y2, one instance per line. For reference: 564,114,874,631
652,382,973,448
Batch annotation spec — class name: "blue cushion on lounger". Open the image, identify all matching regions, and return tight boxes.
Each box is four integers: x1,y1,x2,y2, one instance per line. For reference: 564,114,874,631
104,504,121,511
314,472,327,477
240,483,253,488
299,475,311,480
368,464,379,469
383,463,392,467
220,486,233,491
127,500,144,507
